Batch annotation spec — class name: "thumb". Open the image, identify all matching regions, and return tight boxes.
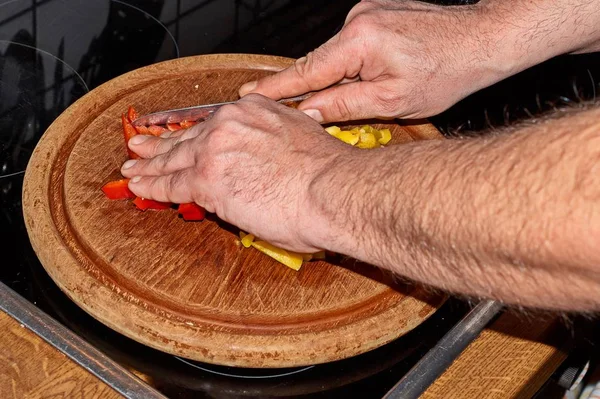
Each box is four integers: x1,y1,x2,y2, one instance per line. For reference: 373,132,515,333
239,36,361,100
297,81,393,123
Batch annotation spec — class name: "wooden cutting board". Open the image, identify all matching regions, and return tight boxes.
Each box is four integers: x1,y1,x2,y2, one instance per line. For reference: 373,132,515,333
23,54,445,368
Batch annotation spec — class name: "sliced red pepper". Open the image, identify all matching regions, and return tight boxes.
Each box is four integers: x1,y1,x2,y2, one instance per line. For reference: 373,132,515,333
101,179,135,200
179,120,197,129
121,114,140,159
167,123,183,132
127,106,139,122
134,125,151,135
178,203,206,221
133,197,172,211
147,125,169,136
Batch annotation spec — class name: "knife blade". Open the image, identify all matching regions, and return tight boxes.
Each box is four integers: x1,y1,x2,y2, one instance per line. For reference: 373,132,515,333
131,93,312,126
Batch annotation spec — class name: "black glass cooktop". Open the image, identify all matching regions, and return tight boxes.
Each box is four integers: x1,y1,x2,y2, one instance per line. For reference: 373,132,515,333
1,1,599,398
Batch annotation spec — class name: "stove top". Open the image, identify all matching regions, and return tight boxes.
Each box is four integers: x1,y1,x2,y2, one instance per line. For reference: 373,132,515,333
1,1,599,398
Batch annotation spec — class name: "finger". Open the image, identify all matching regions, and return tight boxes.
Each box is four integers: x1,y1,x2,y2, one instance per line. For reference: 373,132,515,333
161,123,204,140
160,130,184,139
128,168,197,204
121,138,196,178
127,127,201,159
298,81,395,123
238,36,361,100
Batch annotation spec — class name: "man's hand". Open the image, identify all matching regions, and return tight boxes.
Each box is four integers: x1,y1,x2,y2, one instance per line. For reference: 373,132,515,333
120,94,353,253
239,0,600,123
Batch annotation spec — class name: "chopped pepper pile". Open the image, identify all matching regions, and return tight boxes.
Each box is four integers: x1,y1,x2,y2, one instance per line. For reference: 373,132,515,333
101,107,390,270
101,106,205,221
325,125,391,148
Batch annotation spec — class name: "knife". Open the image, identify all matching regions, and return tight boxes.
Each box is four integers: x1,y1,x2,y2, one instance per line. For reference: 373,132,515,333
131,93,312,126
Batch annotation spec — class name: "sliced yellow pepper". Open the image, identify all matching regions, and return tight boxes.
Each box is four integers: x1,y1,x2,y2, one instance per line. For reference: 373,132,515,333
241,232,255,248
357,132,379,149
324,126,341,135
330,130,360,145
251,240,304,271
378,128,392,145
360,125,375,134
326,125,391,148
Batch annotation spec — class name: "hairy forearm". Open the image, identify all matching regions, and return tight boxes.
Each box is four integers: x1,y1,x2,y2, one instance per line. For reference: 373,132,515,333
310,105,600,311
478,0,600,73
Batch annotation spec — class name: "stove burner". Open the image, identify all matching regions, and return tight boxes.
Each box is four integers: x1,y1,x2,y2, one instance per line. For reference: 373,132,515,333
175,357,314,379
0,40,89,176
112,0,180,59
0,0,180,177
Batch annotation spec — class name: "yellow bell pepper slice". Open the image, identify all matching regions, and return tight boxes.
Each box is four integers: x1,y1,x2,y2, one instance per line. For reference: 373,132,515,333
251,240,304,271
357,132,379,149
360,125,375,134
329,130,359,145
239,231,255,248
378,128,392,145
325,126,341,135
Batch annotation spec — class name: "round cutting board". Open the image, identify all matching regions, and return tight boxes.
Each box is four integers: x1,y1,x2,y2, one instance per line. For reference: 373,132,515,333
23,54,445,368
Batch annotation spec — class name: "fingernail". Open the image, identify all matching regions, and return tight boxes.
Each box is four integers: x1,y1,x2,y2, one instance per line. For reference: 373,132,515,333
160,131,172,138
239,80,257,96
129,135,150,145
302,109,323,123
131,176,142,183
122,159,137,170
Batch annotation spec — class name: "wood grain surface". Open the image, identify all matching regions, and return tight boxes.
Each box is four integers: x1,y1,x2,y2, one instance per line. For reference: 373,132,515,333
0,311,122,399
422,312,567,399
23,54,445,368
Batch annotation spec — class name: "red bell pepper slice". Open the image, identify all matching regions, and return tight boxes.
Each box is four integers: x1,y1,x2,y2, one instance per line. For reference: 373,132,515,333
179,120,197,129
127,106,139,122
178,203,206,221
132,197,172,211
134,125,151,135
167,123,182,132
147,125,169,136
101,179,135,200
121,114,140,160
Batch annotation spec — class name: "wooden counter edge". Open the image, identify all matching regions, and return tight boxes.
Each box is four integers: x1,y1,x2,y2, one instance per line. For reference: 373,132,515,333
421,310,567,399
0,309,124,398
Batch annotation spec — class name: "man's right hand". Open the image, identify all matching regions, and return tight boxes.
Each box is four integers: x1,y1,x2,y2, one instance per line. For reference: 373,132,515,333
239,0,600,123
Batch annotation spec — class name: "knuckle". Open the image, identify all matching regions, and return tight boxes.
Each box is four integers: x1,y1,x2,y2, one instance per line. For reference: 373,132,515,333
157,150,176,171
147,178,163,199
290,50,326,91
215,104,239,117
374,84,424,117
343,12,376,39
213,103,242,121
375,89,405,116
293,53,311,79
165,173,182,197
330,96,354,120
